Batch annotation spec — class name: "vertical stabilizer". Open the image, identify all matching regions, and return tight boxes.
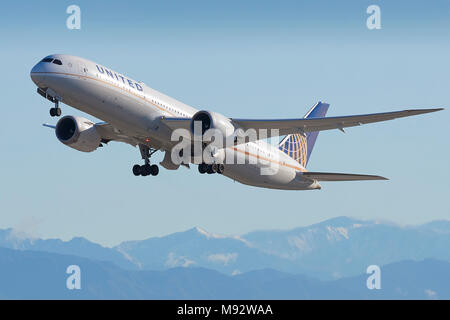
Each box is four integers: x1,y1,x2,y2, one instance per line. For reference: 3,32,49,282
278,101,330,167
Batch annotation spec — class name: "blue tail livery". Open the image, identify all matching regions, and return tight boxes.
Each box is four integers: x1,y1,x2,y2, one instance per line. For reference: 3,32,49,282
278,101,330,167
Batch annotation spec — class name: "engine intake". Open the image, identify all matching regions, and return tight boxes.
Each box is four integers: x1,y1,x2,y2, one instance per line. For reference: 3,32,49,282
55,116,101,152
190,110,235,138
56,117,77,141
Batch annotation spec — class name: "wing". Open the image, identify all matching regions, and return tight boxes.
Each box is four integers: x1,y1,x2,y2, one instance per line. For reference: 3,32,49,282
231,108,443,138
93,122,138,146
300,172,388,181
160,108,443,141
160,117,191,131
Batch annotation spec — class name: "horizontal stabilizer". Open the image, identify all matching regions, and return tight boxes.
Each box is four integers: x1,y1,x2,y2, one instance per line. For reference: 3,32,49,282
301,172,388,181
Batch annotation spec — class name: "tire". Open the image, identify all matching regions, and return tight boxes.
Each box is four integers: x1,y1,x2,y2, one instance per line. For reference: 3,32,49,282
217,164,224,174
211,163,218,173
141,164,151,176
55,108,62,116
49,108,55,117
150,165,159,176
132,165,141,176
198,163,207,174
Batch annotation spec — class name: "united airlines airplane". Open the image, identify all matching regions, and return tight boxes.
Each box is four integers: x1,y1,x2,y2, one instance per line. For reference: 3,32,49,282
30,54,442,190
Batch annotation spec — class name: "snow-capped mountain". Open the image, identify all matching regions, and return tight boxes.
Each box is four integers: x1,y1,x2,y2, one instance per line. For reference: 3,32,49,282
1,217,449,280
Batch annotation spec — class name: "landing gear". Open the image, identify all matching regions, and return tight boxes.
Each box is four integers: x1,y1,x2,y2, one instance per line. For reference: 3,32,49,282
49,107,61,117
198,163,208,174
198,163,224,175
49,100,62,117
142,164,159,176
132,144,159,177
207,164,217,174
132,164,159,176
37,88,62,117
132,164,141,176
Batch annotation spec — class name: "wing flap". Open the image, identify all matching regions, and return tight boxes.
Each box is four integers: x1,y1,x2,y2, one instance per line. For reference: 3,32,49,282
301,172,388,181
93,123,138,146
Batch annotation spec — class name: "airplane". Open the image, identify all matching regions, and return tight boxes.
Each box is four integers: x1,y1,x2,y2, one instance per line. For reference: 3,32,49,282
30,54,443,190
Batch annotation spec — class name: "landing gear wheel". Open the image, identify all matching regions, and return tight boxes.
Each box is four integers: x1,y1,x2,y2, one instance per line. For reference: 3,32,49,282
132,144,159,177
132,165,141,176
198,163,208,174
150,165,159,176
49,107,61,117
207,165,215,174
211,163,218,173
140,164,151,176
217,164,224,174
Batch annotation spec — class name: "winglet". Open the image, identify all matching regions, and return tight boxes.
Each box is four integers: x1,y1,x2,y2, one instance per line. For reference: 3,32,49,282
43,123,56,129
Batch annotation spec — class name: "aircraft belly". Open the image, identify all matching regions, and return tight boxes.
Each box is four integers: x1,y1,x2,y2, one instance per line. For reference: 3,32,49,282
223,162,297,189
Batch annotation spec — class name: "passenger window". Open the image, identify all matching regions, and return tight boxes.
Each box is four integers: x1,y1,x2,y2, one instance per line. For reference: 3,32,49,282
53,59,63,65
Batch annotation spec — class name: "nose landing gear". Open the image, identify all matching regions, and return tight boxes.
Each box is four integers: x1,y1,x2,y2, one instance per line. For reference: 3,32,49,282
132,144,160,177
37,88,62,117
49,100,62,117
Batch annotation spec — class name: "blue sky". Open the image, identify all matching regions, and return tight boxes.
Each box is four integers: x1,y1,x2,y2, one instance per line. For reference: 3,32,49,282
0,0,449,246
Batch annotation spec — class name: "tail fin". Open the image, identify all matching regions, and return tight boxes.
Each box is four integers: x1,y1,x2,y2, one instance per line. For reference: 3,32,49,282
278,101,330,168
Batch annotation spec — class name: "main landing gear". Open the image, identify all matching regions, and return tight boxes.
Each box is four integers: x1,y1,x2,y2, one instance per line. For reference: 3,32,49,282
133,144,159,177
198,163,224,175
133,164,159,176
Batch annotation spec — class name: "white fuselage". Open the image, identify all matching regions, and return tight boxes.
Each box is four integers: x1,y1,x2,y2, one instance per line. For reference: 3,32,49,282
30,54,320,190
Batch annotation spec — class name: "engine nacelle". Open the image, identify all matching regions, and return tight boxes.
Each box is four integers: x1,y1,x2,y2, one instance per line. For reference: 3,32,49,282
190,110,235,139
55,116,101,152
189,111,236,164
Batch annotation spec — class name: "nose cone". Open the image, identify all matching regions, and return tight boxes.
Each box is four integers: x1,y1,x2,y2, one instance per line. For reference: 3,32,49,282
30,62,44,86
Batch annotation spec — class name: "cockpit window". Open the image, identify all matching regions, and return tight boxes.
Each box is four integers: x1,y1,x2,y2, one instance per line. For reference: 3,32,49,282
41,58,53,63
52,59,62,65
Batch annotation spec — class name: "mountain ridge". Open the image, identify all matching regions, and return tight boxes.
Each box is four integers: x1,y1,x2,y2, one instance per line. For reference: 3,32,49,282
1,216,449,280
0,246,448,299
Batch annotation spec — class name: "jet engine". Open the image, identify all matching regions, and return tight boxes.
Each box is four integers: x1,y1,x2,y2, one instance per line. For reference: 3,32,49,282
190,110,235,139
189,110,236,163
55,116,101,152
